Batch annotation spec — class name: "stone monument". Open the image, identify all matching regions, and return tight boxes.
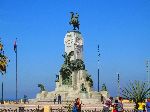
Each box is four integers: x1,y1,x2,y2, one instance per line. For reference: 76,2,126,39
33,12,109,104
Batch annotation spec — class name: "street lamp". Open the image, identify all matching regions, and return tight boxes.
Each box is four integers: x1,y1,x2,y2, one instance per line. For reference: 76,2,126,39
146,60,150,88
97,45,100,92
117,73,120,97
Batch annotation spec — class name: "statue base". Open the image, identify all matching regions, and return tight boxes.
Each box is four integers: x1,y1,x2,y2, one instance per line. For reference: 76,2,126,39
30,90,109,104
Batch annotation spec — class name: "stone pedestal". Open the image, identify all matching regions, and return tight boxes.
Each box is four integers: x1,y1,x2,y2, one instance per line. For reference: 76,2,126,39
36,91,48,100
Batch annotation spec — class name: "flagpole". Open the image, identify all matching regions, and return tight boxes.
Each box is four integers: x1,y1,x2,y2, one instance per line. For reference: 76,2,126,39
15,38,18,102
1,82,3,104
1,45,4,104
0,39,9,104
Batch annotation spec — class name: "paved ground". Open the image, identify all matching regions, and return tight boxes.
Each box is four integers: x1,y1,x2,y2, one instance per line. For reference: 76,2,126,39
0,102,135,110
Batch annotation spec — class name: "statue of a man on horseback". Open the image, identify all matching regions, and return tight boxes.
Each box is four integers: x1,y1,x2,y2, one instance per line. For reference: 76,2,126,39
69,12,80,30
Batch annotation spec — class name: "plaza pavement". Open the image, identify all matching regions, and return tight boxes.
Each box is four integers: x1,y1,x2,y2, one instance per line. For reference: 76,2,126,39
0,102,135,111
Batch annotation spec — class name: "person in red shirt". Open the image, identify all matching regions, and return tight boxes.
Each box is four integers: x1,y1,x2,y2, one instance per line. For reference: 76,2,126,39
113,100,118,112
117,97,124,112
76,98,81,112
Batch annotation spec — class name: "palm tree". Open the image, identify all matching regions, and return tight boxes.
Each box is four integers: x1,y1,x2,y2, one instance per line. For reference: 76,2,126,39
121,80,150,109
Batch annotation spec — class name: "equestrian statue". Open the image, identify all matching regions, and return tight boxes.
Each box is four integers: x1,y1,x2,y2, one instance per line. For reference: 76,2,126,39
69,12,80,30
38,84,46,92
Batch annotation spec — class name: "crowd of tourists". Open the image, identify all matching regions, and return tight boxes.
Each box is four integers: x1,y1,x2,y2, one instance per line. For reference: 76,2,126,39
72,97,150,112
102,97,124,112
102,96,150,112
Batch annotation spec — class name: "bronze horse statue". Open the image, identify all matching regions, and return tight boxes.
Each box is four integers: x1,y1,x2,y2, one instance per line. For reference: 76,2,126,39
38,84,45,92
69,12,80,30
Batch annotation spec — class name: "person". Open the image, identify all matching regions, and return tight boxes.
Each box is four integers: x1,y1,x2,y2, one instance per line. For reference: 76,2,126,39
54,94,57,104
101,94,104,104
76,98,82,112
146,98,150,112
117,97,124,112
113,100,118,112
72,99,78,112
23,95,28,104
138,101,146,112
102,97,113,112
58,94,62,104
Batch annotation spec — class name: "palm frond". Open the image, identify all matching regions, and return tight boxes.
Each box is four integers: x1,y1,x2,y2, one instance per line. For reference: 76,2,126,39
121,80,150,104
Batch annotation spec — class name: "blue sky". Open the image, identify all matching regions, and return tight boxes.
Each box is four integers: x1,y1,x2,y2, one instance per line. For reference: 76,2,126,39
0,0,150,99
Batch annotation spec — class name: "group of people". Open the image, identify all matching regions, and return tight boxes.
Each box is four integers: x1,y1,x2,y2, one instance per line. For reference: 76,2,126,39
102,97,124,112
54,94,62,104
102,96,150,112
72,98,82,112
137,98,150,112
53,94,150,112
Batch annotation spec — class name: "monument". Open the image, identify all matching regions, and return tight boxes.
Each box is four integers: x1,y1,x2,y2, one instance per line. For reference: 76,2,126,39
33,12,109,104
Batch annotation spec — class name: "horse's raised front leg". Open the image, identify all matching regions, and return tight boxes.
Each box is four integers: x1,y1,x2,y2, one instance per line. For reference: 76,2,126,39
73,25,76,30
77,25,79,30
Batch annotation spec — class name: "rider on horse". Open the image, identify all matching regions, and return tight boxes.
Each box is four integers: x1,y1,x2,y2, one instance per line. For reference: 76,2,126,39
69,12,80,30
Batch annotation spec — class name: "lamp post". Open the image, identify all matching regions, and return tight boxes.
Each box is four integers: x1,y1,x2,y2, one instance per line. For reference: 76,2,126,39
146,60,150,88
98,45,100,92
117,73,120,97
